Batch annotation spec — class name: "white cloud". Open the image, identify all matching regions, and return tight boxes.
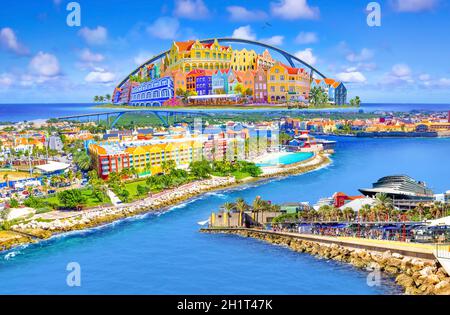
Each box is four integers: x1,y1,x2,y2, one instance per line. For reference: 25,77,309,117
0,73,14,88
147,17,179,40
174,0,209,19
84,67,115,83
79,48,104,63
227,6,268,21
336,71,367,83
346,48,374,62
231,25,257,41
134,51,153,65
0,27,29,55
260,35,284,46
419,73,431,81
391,0,438,12
78,26,108,45
437,78,450,87
29,52,60,77
294,48,317,65
295,31,318,44
391,63,412,77
270,0,319,20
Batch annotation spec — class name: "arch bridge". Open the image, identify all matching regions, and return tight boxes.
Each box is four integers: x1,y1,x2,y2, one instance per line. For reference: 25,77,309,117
116,37,328,90
56,109,211,128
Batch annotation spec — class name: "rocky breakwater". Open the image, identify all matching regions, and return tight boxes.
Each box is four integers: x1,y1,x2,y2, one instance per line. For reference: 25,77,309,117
203,229,450,295
11,176,236,237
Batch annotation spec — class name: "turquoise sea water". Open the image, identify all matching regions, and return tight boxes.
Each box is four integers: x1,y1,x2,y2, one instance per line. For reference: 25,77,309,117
257,152,314,166
1,136,449,294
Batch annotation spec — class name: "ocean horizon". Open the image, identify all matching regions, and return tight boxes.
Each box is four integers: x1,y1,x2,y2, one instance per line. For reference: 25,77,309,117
0,103,449,123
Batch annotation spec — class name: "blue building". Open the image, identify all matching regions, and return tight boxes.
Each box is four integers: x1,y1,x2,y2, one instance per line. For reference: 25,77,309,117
328,82,347,105
129,77,174,106
196,76,212,96
211,70,230,94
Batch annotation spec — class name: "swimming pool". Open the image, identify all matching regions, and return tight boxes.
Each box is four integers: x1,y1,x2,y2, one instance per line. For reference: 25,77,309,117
257,152,314,167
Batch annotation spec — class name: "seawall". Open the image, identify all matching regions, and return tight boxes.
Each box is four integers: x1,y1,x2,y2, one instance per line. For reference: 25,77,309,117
201,228,450,295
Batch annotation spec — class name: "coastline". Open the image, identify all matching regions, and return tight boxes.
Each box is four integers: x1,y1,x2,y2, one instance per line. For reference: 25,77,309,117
201,228,450,295
0,153,331,254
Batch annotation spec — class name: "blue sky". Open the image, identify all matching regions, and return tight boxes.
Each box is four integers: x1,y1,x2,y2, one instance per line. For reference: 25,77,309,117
0,0,449,103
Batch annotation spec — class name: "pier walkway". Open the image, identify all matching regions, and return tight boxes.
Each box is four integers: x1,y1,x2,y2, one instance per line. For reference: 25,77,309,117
202,228,438,260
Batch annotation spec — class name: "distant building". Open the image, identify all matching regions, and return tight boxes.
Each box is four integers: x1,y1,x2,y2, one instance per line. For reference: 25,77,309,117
129,77,174,106
186,69,206,93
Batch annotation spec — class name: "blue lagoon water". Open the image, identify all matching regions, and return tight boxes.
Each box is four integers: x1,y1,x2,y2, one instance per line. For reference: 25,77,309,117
257,152,314,167
1,136,449,294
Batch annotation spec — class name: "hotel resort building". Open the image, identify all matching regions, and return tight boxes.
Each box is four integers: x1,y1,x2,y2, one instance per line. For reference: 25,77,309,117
87,123,279,179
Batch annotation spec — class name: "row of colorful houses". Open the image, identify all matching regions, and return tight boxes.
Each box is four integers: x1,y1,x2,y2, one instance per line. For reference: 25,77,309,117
112,39,347,106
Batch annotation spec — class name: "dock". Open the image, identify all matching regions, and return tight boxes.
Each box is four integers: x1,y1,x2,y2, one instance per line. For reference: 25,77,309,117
201,227,437,260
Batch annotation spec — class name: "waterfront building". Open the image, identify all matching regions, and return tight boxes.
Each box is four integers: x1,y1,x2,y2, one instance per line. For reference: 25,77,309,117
195,75,212,96
186,69,206,93
89,136,204,179
118,81,139,104
227,70,241,95
129,77,174,106
235,70,255,97
253,68,268,103
230,48,257,71
112,87,122,104
211,69,230,94
257,49,276,70
161,69,187,95
267,63,310,103
163,39,232,73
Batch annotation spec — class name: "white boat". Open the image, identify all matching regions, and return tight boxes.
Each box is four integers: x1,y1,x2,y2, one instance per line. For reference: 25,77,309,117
197,219,210,226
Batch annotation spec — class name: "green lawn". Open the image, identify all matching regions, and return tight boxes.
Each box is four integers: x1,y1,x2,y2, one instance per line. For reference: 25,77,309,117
41,188,111,208
123,179,149,199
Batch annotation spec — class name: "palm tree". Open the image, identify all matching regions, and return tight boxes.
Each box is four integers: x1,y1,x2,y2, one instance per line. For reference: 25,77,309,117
342,207,354,222
374,193,393,221
93,95,99,103
105,94,111,102
252,196,264,226
235,198,248,212
99,96,105,103
359,204,371,222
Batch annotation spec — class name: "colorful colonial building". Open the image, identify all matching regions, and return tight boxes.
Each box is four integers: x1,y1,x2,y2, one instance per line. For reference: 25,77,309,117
129,77,174,106
253,68,268,103
163,39,233,73
231,48,257,71
267,63,310,103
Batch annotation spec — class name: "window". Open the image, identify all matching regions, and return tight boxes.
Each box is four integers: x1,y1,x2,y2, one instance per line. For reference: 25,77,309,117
280,75,285,80
270,75,275,81
270,86,275,92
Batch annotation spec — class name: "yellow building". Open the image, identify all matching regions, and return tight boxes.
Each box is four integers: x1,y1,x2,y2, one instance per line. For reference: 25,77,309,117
230,48,257,71
89,138,204,179
257,49,275,70
163,39,233,73
267,63,310,103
